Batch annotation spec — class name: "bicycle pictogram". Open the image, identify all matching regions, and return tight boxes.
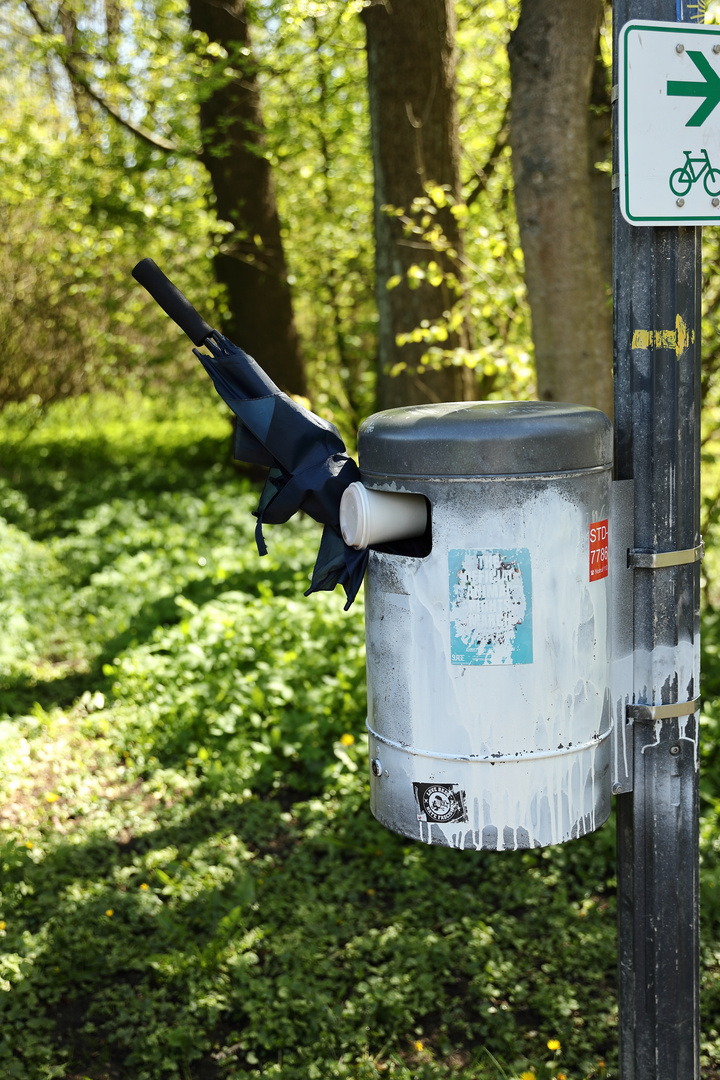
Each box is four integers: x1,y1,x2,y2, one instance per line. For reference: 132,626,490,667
669,148,720,197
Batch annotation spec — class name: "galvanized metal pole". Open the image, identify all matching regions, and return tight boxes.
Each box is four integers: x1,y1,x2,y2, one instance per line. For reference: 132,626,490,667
613,2,702,1078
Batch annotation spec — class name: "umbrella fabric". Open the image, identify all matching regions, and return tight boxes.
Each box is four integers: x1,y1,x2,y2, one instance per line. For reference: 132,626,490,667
194,332,369,609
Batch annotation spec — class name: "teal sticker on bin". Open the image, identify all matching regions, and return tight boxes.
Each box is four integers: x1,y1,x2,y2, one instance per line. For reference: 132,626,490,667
449,548,533,666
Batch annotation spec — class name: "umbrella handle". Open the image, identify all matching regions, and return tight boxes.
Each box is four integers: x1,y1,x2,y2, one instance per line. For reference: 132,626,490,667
132,258,215,346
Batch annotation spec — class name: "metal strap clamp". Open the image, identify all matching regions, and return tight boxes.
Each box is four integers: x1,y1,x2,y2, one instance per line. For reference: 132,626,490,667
628,540,704,569
626,697,701,722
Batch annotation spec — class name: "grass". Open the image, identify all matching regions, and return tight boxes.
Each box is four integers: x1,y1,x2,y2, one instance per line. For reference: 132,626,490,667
0,392,718,1079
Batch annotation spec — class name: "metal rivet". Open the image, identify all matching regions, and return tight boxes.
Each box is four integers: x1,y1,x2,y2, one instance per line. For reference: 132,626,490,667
670,745,681,756
677,198,685,207
612,783,623,795
714,43,720,54
677,43,685,53
713,198,720,208
371,758,383,777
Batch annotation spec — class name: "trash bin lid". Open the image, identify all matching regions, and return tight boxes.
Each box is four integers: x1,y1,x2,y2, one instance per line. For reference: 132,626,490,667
358,401,613,479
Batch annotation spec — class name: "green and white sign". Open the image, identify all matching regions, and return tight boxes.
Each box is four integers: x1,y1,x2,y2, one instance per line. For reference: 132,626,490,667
618,20,720,225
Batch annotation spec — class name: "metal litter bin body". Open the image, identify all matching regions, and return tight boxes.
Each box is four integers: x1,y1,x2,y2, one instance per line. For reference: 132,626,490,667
360,401,614,851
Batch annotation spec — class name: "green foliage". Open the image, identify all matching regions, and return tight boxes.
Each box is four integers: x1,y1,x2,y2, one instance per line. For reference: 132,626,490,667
256,0,532,416
0,0,531,427
0,395,719,1080
0,3,719,1075
2,0,368,415
0,0,227,408
385,184,533,399
250,1,378,429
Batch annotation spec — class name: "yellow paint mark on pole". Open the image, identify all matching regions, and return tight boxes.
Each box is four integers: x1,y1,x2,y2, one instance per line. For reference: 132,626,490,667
631,329,653,349
631,315,695,358
675,313,692,359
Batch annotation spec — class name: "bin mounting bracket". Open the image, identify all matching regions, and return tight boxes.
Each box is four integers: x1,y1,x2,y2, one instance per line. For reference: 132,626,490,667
627,541,704,569
626,697,701,723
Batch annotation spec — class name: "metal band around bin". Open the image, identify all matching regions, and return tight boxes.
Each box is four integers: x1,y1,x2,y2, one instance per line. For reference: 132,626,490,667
626,697,701,723
366,720,611,764
628,541,704,569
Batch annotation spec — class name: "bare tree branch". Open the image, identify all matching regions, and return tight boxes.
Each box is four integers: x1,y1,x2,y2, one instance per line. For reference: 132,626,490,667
23,0,188,154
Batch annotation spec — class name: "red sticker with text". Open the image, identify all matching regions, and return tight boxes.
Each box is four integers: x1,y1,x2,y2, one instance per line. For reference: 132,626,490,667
589,519,609,581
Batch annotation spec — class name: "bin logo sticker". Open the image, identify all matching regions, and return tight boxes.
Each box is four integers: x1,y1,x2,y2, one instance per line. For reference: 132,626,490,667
414,783,467,824
449,548,532,666
589,519,609,581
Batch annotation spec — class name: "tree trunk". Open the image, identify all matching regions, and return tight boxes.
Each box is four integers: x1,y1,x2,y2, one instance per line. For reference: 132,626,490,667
508,0,613,418
362,0,475,412
588,9,612,293
188,0,306,395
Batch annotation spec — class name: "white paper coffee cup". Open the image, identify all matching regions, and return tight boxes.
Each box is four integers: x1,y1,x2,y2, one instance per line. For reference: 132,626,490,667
339,482,428,550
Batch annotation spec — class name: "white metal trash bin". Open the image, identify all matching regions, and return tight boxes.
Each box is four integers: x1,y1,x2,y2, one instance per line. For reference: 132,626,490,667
358,401,614,851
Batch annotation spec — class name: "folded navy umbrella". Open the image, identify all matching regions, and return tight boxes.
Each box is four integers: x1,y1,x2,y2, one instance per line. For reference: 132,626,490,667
132,258,368,608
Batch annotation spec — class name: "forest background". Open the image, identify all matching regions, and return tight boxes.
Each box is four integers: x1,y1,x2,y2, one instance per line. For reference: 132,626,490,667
3,1,720,1078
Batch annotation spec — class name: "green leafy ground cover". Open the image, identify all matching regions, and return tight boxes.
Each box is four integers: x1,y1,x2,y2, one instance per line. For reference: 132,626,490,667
1,395,719,1080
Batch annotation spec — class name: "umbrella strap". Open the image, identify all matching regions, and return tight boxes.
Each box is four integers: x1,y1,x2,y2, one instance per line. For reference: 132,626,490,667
255,517,268,557
253,468,286,556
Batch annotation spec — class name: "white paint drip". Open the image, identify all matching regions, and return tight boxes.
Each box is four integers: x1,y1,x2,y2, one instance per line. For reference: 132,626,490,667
634,636,700,765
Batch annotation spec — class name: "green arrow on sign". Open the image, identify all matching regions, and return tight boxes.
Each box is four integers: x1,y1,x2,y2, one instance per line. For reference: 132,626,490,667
667,51,720,127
